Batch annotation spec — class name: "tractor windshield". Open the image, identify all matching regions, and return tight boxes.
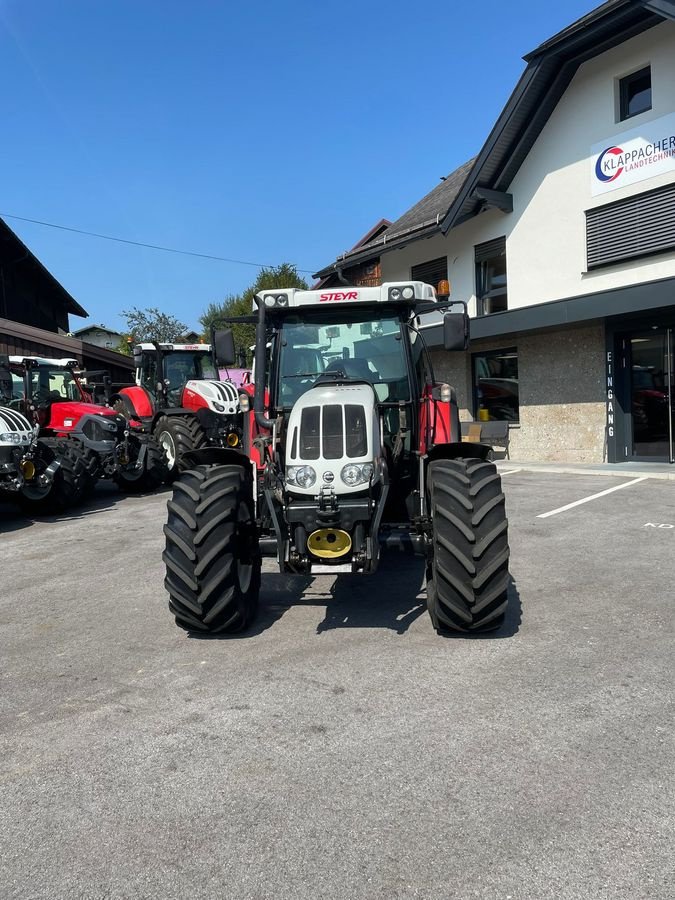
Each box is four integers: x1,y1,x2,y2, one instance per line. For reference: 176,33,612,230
276,309,409,407
164,352,217,387
26,365,82,404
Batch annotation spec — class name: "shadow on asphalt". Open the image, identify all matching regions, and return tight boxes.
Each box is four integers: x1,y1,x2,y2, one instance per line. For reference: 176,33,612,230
190,554,522,640
0,482,171,533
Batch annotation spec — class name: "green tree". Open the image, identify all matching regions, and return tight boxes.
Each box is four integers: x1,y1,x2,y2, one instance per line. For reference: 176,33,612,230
115,334,134,356
120,307,189,343
199,263,308,364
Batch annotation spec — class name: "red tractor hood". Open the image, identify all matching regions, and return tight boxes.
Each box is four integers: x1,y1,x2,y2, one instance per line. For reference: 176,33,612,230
49,401,117,430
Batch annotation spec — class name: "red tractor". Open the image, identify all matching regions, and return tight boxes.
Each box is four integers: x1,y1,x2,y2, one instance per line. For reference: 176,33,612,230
110,341,245,478
7,356,167,498
162,281,510,636
0,354,87,513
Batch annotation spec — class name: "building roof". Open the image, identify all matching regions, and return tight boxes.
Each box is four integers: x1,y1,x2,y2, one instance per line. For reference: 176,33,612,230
73,324,122,337
0,217,87,318
314,0,673,280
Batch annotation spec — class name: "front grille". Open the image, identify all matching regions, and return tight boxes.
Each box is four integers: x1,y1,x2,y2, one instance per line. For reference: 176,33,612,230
322,405,343,459
0,408,30,433
82,415,119,442
300,407,320,459
345,405,367,458
298,403,368,461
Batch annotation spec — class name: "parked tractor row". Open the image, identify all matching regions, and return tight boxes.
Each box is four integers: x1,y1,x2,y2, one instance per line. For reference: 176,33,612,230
0,343,250,515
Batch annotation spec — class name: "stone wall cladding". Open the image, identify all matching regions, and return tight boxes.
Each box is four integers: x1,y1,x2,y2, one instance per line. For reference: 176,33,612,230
429,324,607,463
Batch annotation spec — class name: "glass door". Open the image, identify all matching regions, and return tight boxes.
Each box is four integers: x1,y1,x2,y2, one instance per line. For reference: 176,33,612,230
629,329,674,462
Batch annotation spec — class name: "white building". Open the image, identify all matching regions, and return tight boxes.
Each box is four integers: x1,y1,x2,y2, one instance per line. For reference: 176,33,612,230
73,324,123,350
315,0,675,465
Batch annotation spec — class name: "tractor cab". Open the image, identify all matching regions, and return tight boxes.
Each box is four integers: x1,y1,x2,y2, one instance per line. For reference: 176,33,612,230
112,342,244,476
7,356,111,429
132,343,218,407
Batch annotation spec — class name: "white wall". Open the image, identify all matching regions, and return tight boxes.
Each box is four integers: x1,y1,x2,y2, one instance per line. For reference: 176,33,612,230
381,20,675,313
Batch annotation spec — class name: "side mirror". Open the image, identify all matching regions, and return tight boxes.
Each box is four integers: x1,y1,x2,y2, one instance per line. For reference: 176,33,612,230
443,311,469,351
0,353,11,401
214,329,236,367
132,347,143,370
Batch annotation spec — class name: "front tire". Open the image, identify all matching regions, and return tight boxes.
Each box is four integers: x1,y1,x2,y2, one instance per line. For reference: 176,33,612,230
426,458,509,634
113,434,168,493
154,415,207,480
163,464,261,633
18,438,88,513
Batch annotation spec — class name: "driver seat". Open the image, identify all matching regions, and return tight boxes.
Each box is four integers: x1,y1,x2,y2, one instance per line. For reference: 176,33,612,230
325,358,379,381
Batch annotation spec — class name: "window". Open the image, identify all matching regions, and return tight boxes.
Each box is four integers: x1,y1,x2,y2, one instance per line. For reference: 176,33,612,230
411,256,448,291
619,66,651,121
277,310,408,407
475,238,507,315
586,182,675,269
472,348,519,422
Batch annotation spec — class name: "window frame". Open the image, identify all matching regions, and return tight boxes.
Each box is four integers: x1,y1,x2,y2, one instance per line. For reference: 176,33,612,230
471,346,520,423
475,238,507,317
618,65,652,122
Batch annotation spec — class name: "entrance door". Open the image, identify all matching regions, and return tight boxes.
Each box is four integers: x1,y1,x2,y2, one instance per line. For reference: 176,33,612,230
629,329,674,462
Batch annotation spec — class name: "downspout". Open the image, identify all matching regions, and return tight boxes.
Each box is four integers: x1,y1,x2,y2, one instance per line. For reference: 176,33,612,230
335,266,349,286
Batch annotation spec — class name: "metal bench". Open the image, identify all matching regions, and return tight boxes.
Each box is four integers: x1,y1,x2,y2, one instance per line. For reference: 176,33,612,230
461,420,510,459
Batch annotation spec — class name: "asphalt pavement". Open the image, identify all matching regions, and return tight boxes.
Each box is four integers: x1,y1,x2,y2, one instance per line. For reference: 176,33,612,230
0,472,673,899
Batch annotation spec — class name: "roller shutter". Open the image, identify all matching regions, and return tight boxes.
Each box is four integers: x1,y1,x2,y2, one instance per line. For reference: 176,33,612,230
411,256,448,288
586,182,675,269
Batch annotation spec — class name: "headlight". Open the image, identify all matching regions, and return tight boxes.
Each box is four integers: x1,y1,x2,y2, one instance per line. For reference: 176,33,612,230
0,432,23,444
212,401,226,412
340,463,374,487
263,293,289,308
286,465,316,488
238,392,250,413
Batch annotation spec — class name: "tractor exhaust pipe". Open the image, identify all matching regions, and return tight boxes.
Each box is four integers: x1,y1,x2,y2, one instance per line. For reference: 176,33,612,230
253,295,273,429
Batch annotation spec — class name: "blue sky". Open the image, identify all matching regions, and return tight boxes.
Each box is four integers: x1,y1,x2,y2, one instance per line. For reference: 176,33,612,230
0,0,595,334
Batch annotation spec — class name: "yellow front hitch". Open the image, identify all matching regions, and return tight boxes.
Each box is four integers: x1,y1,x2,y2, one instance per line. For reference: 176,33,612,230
19,458,36,481
307,529,352,559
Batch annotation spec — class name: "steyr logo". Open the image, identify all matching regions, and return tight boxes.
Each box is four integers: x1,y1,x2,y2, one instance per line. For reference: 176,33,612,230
595,145,624,183
319,291,358,302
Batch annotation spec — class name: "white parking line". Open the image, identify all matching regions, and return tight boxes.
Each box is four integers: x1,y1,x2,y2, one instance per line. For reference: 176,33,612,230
499,468,522,476
537,476,649,519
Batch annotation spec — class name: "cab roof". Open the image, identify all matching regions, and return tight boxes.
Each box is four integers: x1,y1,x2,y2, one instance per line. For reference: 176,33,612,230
254,281,438,311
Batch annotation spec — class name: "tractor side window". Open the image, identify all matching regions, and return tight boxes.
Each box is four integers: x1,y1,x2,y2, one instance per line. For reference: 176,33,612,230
410,328,433,394
141,355,157,396
11,373,24,400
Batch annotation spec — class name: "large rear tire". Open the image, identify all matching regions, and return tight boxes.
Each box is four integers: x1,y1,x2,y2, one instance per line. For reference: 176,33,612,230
154,415,207,480
426,458,509,634
17,438,88,513
163,464,261,633
114,434,168,493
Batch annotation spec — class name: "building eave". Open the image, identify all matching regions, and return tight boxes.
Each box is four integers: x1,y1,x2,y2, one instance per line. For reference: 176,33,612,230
0,217,88,318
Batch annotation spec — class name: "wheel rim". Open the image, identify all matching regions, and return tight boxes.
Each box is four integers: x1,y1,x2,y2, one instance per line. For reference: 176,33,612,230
21,481,52,500
158,430,176,469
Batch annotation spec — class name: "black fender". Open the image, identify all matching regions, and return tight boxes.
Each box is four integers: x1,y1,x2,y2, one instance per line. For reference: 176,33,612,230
180,446,250,470
426,441,491,463
108,392,137,418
